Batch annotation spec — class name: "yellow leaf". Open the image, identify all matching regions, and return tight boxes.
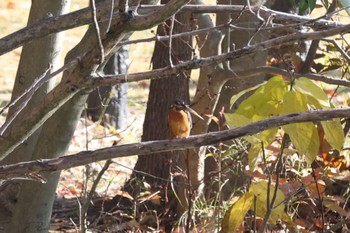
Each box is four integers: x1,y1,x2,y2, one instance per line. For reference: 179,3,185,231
221,192,254,233
230,82,264,107
294,77,330,108
225,113,252,127
248,145,261,169
235,76,287,118
281,91,319,163
321,119,344,150
250,181,286,223
225,113,259,144
283,122,319,163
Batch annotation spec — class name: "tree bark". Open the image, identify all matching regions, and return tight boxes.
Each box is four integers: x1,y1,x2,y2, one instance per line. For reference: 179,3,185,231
131,1,192,221
87,45,129,130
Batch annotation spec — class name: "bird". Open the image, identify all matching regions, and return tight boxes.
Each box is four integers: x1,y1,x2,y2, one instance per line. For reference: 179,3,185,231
168,98,204,139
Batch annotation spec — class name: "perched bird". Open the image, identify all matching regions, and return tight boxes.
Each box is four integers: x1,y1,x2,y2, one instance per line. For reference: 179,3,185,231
168,98,204,139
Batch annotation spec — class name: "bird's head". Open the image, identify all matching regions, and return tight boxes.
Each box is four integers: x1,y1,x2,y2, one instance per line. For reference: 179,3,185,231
170,98,187,111
170,98,204,120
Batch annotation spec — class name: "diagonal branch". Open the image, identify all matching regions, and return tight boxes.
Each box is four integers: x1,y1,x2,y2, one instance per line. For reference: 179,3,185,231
0,107,349,179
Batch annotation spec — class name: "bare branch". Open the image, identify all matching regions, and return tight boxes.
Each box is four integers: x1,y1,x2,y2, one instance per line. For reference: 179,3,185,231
1,107,350,179
119,24,229,46
0,4,344,56
0,67,52,135
90,0,105,64
88,24,350,88
237,66,350,88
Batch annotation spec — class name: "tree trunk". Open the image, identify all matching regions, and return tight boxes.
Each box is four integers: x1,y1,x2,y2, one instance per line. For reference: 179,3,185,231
87,45,129,130
0,0,70,232
131,1,192,218
8,0,159,231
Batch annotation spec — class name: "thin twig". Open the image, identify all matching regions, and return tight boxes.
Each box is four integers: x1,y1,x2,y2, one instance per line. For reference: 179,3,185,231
118,0,128,13
168,15,175,67
0,4,345,56
258,135,287,233
106,0,114,32
0,66,52,135
80,159,112,232
120,23,229,46
311,167,325,232
90,0,105,64
185,149,193,232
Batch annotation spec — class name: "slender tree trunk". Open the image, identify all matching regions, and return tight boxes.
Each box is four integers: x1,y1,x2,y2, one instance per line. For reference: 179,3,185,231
0,1,70,232
87,45,129,130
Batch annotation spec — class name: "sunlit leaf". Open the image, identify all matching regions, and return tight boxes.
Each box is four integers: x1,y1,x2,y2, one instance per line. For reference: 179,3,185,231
249,181,285,223
230,82,264,108
248,145,261,169
235,76,287,118
221,192,254,233
227,76,287,148
281,91,319,162
294,77,330,108
321,119,344,151
225,113,258,144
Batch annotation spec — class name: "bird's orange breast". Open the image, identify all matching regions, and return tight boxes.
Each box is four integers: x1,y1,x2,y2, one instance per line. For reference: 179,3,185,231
168,109,191,139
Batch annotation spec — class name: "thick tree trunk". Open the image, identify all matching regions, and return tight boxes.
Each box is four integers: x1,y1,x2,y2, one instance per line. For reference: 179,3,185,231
0,1,70,232
132,1,192,218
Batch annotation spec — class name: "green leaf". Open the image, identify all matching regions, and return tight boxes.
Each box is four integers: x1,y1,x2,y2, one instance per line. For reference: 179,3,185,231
221,192,254,233
299,0,309,13
294,77,330,108
281,91,319,163
227,76,287,150
321,119,344,150
309,0,317,11
225,113,278,146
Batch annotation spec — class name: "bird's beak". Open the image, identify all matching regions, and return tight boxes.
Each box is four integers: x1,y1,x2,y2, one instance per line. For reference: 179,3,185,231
185,106,204,120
